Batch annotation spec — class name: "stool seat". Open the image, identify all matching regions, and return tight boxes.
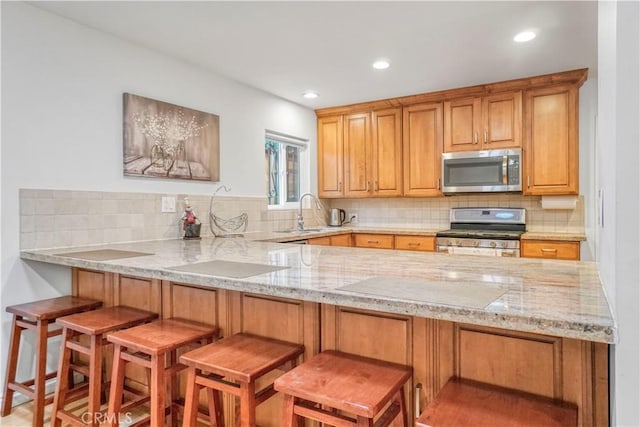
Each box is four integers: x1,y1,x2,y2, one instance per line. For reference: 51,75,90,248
106,318,218,426
274,350,412,419
52,306,157,427
180,333,305,383
106,318,216,355
6,296,103,320
180,333,305,427
56,305,158,335
2,296,102,427
416,378,578,427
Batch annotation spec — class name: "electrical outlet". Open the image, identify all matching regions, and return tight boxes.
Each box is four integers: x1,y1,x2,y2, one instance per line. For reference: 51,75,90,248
161,196,176,213
350,212,359,223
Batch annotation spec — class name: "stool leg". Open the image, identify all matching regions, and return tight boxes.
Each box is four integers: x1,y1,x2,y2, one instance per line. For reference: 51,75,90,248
182,367,200,427
239,381,256,427
396,388,408,427
282,394,297,427
356,416,374,427
107,344,126,427
150,353,166,427
1,315,22,416
51,327,74,427
87,333,103,427
32,319,49,427
207,387,223,427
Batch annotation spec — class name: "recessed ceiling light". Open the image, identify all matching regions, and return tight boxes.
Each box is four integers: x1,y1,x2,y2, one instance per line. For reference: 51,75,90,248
302,90,319,99
372,58,391,70
514,31,536,43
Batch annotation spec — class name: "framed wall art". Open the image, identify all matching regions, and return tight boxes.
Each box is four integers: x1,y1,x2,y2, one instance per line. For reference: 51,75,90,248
123,93,220,181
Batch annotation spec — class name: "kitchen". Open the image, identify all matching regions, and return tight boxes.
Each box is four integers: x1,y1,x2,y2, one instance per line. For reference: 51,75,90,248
1,2,638,427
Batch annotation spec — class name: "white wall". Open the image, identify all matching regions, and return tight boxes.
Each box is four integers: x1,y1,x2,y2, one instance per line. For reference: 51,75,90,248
0,1,316,400
597,1,640,425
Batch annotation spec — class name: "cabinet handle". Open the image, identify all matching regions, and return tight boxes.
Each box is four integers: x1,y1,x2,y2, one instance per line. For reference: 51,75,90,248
526,176,530,188
374,180,378,191
437,178,441,190
339,182,342,192
367,240,379,244
408,242,421,247
541,248,558,253
473,131,478,144
484,130,488,143
366,181,371,191
415,383,422,418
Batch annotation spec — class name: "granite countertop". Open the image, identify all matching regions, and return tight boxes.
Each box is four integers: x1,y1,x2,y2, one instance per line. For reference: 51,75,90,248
253,226,440,243
520,232,587,241
20,236,614,344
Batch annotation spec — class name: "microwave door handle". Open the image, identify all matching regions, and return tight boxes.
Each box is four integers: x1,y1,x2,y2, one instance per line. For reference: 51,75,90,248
502,155,508,185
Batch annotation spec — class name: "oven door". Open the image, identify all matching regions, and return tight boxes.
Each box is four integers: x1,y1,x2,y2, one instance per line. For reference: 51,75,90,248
441,149,521,193
437,246,519,257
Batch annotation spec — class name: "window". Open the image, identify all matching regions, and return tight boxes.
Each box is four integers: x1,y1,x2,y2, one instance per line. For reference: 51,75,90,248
265,131,309,207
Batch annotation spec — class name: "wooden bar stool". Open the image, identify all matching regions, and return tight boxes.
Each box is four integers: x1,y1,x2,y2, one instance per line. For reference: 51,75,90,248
106,318,219,427
179,333,305,427
51,306,158,426
416,377,578,427
1,296,102,427
274,350,412,427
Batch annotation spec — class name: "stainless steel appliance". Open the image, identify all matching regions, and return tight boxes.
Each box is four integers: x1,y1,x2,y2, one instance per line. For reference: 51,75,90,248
441,148,522,194
436,208,526,257
329,208,346,227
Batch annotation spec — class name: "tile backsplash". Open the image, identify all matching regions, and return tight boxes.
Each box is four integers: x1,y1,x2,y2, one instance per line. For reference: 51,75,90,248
328,194,584,233
19,189,326,250
19,189,584,250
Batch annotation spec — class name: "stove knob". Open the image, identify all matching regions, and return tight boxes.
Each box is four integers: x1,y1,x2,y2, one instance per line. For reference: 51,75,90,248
490,241,497,248
502,241,509,248
451,239,458,246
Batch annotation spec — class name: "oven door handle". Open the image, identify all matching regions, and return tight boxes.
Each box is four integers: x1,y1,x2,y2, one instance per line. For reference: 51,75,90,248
502,155,508,185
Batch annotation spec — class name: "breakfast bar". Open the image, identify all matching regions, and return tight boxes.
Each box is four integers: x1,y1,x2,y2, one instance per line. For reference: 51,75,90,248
20,235,614,426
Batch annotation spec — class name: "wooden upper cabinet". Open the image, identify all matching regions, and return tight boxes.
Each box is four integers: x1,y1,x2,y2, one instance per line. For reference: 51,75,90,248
317,115,345,198
344,112,371,197
444,91,522,152
403,102,443,197
483,91,522,149
371,108,403,196
524,85,578,195
443,97,481,152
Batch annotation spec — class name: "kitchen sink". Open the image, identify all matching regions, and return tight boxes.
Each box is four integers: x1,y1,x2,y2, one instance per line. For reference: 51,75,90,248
274,228,326,234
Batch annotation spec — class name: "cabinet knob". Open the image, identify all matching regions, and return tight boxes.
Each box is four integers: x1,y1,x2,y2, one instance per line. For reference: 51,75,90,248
473,131,478,144
484,130,488,143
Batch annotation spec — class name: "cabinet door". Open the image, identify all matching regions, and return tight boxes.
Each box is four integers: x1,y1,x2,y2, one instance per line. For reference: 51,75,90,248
524,85,578,195
344,112,372,197
308,236,331,246
403,102,443,196
483,91,522,149
371,108,403,196
443,97,481,152
317,115,344,198
330,233,352,247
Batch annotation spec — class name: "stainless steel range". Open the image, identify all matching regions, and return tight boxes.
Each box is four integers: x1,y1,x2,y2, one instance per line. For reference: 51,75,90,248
436,208,526,257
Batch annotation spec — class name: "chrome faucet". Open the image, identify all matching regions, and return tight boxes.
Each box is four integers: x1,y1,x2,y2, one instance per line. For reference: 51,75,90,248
298,193,321,231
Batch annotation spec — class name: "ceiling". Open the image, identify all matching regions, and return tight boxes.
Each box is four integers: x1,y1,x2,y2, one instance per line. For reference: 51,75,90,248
31,1,598,110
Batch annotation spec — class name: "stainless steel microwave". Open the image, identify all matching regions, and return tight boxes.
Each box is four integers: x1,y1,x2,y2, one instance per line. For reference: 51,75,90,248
441,148,522,194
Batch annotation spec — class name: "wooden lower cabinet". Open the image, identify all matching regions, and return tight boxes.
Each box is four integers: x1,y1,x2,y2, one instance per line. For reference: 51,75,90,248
308,233,352,247
73,268,607,426
394,235,435,252
352,233,394,249
522,239,581,260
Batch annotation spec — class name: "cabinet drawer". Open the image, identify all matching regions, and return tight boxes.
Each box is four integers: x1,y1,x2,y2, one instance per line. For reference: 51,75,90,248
330,234,352,247
521,240,580,260
394,235,435,252
353,234,394,249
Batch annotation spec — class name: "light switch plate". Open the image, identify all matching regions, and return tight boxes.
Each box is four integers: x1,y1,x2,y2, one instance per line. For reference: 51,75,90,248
161,196,176,213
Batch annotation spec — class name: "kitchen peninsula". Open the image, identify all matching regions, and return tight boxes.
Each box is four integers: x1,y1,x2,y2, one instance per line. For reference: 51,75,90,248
21,234,613,426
